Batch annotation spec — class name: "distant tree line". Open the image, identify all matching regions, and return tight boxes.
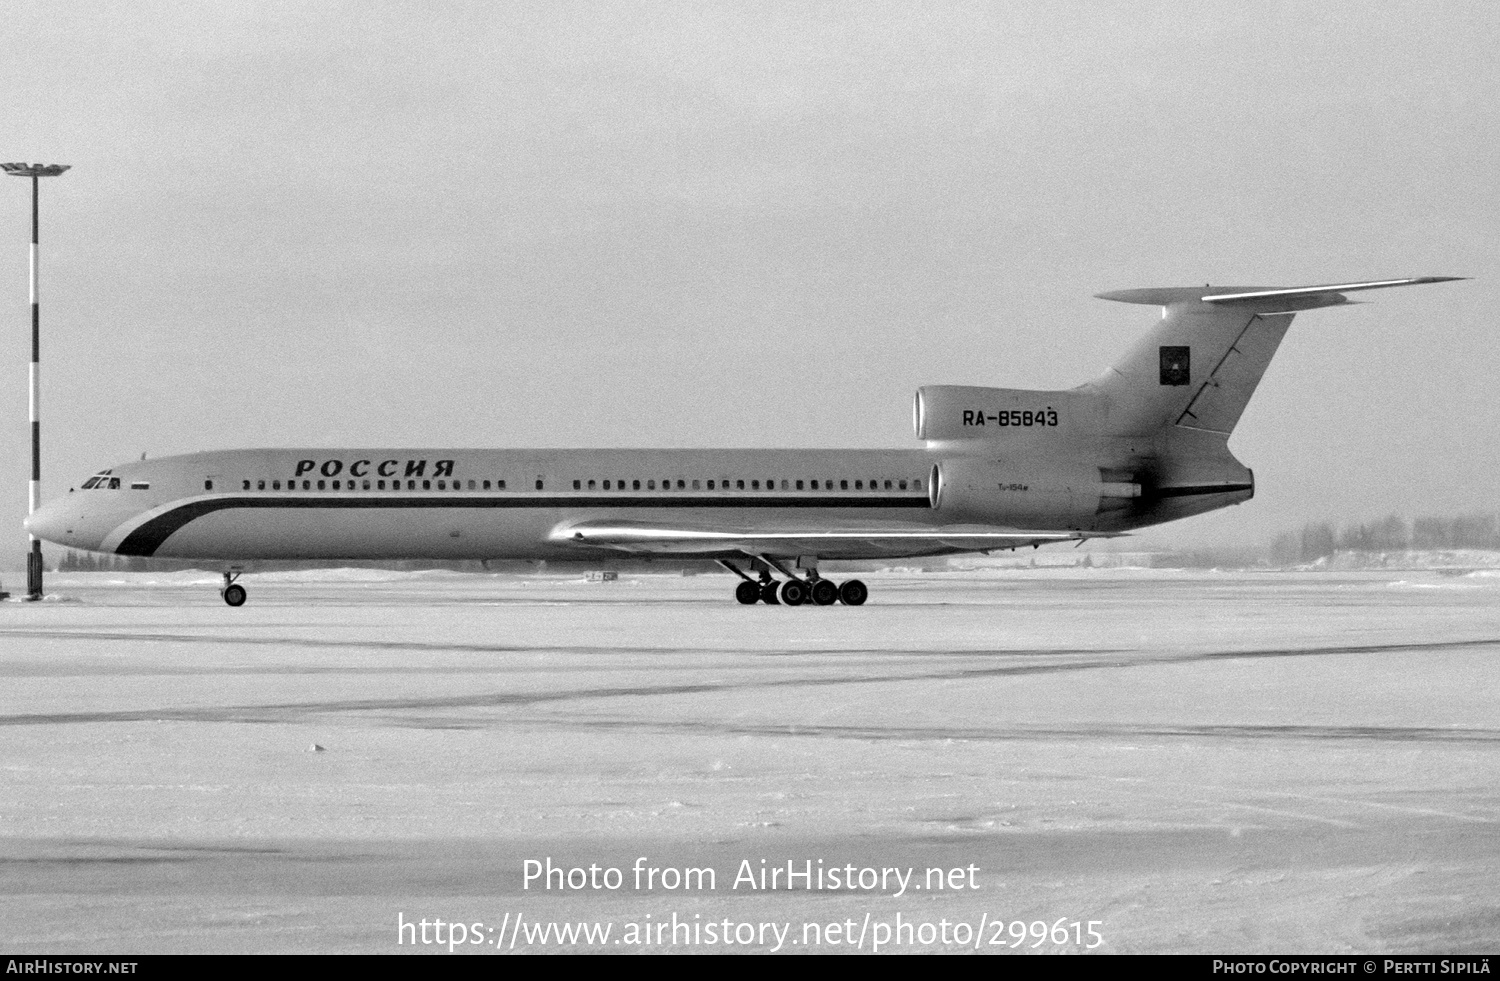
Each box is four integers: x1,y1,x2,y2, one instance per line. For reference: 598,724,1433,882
1270,513,1500,565
54,551,161,572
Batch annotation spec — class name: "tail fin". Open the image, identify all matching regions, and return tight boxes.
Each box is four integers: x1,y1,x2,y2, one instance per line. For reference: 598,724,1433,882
1086,278,1463,437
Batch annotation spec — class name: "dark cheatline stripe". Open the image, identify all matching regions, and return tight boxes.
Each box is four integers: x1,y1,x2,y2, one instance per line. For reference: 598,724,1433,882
115,494,932,556
1153,483,1253,499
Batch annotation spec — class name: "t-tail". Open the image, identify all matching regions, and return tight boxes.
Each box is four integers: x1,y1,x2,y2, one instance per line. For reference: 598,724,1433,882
917,278,1464,531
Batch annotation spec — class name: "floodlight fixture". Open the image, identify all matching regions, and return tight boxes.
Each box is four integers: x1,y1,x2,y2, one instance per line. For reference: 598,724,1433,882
2,163,71,179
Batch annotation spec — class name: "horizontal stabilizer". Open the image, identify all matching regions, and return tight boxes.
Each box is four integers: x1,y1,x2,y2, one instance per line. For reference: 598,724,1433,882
1201,277,1466,305
1097,277,1463,311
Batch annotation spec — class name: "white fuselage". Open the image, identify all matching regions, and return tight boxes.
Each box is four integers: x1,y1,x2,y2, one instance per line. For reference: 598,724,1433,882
30,447,969,562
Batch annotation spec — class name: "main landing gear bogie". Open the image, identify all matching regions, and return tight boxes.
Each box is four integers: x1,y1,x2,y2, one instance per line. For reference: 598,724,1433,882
773,576,864,607
717,559,867,607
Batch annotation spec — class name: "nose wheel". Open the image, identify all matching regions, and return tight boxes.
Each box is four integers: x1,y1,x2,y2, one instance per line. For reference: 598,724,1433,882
220,571,247,607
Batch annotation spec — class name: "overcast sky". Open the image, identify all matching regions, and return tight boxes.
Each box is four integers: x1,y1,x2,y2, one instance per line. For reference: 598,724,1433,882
1,0,1495,564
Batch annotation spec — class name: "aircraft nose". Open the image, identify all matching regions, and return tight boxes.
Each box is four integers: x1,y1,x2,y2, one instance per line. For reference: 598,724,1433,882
25,500,75,546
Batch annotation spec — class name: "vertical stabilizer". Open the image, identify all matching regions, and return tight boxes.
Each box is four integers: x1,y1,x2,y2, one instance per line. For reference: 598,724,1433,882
1086,278,1462,437
1085,298,1294,436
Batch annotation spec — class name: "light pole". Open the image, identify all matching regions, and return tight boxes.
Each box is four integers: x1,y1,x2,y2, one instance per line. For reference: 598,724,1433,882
2,162,69,600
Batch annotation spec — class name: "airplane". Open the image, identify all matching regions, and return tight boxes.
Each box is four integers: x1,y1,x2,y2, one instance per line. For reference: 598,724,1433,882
25,277,1462,607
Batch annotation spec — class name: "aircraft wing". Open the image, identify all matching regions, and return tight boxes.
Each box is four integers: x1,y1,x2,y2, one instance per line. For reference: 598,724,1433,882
549,519,1119,558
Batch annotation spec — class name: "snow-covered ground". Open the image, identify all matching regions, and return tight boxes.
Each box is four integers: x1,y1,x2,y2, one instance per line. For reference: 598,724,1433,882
1,569,1497,953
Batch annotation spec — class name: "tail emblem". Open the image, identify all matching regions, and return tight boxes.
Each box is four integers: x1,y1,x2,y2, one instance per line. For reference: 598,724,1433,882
1159,346,1191,386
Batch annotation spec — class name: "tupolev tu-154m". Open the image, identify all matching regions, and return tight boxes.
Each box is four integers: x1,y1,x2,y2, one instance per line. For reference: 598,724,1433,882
26,277,1462,606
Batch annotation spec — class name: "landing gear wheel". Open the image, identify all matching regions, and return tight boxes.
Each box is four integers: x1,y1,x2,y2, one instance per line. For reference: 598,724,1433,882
838,579,868,606
735,581,761,605
222,583,247,607
780,579,809,606
810,578,839,606
759,582,781,605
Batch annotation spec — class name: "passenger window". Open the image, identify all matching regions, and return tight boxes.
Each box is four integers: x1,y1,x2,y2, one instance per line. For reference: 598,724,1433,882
811,480,819,490
677,479,685,489
483,480,491,490
913,478,921,490
884,480,892,489
751,480,759,490
498,480,506,489
363,480,371,490
855,480,863,489
795,480,804,490
256,480,264,490
840,480,848,490
377,480,385,490
467,480,475,490
707,480,715,490
736,480,744,490
587,479,595,490
423,480,432,490
318,480,326,490
603,480,611,490
632,480,640,490
269,480,279,490
573,480,581,490
535,479,543,490
437,480,446,490
899,480,907,490
692,480,700,490
335,480,343,490
407,480,415,490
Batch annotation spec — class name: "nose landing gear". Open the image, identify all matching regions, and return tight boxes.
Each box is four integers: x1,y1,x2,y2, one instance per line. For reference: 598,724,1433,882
220,570,247,607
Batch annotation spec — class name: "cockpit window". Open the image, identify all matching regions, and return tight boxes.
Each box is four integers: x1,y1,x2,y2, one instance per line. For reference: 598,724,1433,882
108,478,120,489
82,477,100,489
